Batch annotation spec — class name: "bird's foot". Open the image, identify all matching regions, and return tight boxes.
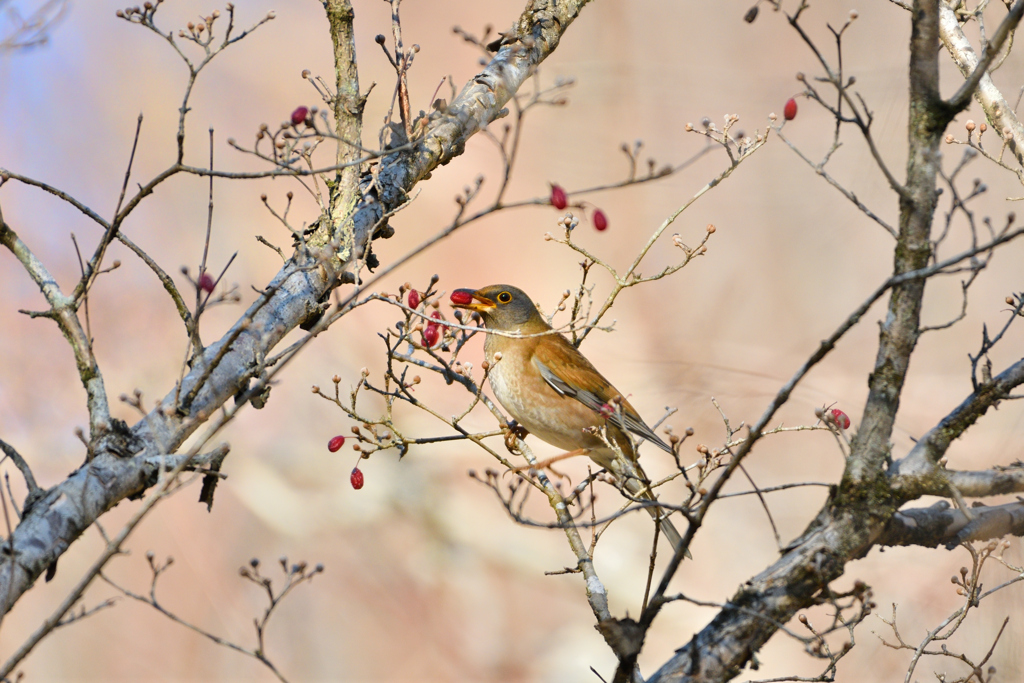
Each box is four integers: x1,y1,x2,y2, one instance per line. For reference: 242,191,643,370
509,448,589,480
503,421,529,453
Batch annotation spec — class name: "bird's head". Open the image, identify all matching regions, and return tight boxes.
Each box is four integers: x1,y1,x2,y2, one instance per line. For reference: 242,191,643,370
450,285,543,330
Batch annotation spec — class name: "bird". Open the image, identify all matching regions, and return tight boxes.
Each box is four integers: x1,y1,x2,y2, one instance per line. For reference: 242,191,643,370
450,284,688,557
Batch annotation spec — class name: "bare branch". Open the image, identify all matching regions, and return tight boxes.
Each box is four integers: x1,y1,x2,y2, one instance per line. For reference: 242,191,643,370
0,0,66,51
0,444,228,678
939,0,1024,169
0,210,111,440
645,5,998,681
879,500,1024,548
946,0,1024,114
891,357,1024,488
0,0,597,622
0,439,42,508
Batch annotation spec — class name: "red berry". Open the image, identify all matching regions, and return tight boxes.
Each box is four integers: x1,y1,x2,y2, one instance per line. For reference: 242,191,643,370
783,98,797,121
830,408,850,430
422,324,440,347
198,272,215,294
450,289,474,305
550,184,568,210
291,106,309,126
593,209,608,231
328,435,346,452
350,467,364,489
598,403,615,419
429,310,448,330
408,289,421,309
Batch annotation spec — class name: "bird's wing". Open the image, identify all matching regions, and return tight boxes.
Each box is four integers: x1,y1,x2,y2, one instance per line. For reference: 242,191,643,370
532,336,673,454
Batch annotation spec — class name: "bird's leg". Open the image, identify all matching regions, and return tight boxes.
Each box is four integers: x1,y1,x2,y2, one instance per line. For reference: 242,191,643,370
503,420,530,453
510,448,589,477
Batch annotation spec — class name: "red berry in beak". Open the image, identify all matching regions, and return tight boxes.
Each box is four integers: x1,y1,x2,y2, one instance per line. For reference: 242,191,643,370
450,289,474,305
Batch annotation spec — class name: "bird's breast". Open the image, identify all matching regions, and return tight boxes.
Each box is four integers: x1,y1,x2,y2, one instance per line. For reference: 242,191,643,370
486,347,609,455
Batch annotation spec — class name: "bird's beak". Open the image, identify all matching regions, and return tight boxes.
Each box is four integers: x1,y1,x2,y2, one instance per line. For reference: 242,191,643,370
450,288,495,313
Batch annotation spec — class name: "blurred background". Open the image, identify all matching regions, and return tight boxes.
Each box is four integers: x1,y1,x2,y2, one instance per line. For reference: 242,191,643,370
2,0,1023,680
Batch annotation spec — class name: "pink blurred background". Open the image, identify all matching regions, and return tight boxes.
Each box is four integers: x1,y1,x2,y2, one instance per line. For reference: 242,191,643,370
2,0,1023,680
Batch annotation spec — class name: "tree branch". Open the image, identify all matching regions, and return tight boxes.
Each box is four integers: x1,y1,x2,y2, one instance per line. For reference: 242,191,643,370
879,500,1024,549
373,0,591,212
939,0,1024,169
647,4,965,680
0,211,111,441
890,357,1024,489
0,439,43,511
945,0,1024,113
0,0,593,620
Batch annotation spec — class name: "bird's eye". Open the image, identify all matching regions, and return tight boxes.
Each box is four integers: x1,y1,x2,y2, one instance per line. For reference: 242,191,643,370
497,291,512,304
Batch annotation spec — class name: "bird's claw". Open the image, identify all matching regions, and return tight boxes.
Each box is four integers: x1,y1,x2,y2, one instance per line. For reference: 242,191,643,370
508,448,588,481
503,421,529,453
508,459,572,483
